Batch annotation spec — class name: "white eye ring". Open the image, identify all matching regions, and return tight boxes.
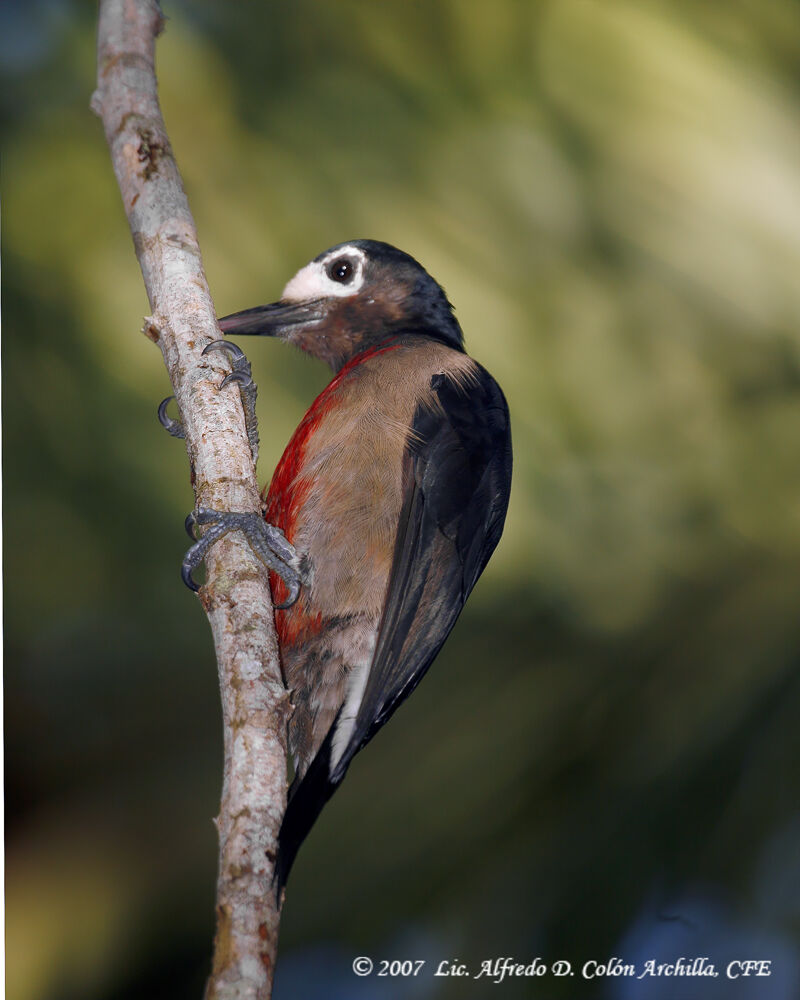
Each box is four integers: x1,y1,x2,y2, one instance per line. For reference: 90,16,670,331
282,245,367,301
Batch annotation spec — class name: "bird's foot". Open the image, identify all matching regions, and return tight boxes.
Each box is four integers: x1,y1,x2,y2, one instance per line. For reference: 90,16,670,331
202,341,259,464
157,395,184,438
157,340,260,464
182,508,304,608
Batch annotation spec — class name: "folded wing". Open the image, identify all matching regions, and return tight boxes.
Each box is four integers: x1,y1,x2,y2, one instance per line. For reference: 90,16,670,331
276,364,512,892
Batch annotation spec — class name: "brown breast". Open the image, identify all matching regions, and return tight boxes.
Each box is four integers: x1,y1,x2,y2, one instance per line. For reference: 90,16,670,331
273,337,477,617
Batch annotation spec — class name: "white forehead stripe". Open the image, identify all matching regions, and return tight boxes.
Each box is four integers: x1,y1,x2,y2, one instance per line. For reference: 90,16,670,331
282,245,367,301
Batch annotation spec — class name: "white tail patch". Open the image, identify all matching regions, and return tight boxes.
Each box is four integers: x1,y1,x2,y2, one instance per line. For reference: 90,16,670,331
329,632,376,775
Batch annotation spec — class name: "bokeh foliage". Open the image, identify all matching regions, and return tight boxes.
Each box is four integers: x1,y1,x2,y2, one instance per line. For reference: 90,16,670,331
4,1,800,997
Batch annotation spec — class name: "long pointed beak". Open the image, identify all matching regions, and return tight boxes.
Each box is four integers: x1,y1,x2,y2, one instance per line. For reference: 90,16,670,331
218,299,325,337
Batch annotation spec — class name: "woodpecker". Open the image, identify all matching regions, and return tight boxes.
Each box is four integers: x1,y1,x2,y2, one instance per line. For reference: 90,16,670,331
172,240,512,895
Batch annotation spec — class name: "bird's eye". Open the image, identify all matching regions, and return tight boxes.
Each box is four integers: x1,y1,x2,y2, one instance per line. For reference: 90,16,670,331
326,257,356,284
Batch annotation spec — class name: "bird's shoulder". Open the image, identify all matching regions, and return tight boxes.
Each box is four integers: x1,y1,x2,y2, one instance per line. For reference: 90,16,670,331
345,333,476,385
295,336,479,455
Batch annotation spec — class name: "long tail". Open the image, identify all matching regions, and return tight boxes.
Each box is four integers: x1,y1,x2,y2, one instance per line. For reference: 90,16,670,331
274,724,346,899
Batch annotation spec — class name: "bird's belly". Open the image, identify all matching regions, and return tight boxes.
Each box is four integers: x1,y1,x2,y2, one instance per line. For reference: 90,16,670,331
268,411,406,618
266,421,403,774
279,608,379,778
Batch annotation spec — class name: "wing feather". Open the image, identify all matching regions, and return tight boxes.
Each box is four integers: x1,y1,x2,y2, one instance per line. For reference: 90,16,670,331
330,364,512,781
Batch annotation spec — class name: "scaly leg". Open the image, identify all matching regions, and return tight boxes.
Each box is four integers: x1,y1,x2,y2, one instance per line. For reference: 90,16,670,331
202,341,259,464
183,508,304,608
158,340,302,606
157,340,259,464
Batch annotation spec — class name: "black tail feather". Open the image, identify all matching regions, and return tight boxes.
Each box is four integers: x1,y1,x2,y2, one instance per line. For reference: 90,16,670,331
274,724,347,900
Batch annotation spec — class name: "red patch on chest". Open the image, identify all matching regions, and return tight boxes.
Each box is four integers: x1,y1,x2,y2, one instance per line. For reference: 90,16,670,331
265,342,400,633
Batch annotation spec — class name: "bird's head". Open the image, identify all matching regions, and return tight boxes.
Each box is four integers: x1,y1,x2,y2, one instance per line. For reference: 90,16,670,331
218,240,464,370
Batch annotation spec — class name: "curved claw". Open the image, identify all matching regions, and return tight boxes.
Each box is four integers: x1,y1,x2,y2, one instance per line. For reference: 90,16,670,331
202,340,245,361
221,370,252,389
158,396,185,438
178,509,304,603
203,340,254,390
180,518,230,593
274,577,301,610
181,556,201,593
201,340,259,464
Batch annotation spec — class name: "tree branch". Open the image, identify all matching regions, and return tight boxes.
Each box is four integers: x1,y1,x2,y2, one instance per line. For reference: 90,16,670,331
92,2,287,996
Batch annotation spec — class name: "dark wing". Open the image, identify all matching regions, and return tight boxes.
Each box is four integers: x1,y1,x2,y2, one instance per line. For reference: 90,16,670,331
332,362,512,780
275,363,511,895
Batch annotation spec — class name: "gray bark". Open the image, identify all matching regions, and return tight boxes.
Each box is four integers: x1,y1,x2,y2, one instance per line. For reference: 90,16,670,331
93,2,287,996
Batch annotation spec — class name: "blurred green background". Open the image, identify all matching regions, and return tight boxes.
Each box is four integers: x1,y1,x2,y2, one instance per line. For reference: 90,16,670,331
4,1,800,997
